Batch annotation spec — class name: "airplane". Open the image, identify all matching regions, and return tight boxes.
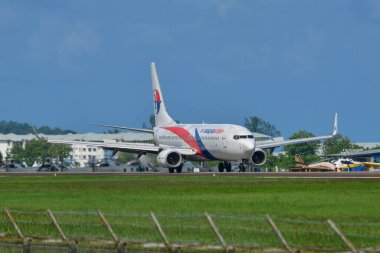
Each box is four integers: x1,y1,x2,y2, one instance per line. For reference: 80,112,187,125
48,63,339,173
290,154,336,172
333,158,380,172
291,154,380,172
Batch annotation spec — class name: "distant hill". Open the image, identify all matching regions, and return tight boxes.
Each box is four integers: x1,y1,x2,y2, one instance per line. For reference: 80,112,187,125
0,121,76,135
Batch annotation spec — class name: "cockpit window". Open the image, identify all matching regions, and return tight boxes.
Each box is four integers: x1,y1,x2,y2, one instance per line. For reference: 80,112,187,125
233,135,254,140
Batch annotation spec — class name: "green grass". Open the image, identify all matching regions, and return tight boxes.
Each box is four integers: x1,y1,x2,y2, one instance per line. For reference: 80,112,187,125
0,175,380,251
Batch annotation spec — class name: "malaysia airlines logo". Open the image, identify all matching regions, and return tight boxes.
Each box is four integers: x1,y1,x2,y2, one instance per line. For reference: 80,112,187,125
154,89,162,114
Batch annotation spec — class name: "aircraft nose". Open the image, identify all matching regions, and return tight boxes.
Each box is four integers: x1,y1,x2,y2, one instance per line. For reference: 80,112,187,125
242,141,255,156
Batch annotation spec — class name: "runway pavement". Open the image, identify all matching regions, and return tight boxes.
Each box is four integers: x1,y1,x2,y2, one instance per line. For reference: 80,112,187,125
1,171,380,178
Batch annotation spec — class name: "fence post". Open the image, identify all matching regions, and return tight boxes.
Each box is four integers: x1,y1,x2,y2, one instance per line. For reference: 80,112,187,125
205,212,234,253
4,208,24,239
23,238,32,253
47,209,67,241
97,210,119,242
327,219,357,253
68,240,78,253
150,212,179,253
117,240,127,253
266,215,295,253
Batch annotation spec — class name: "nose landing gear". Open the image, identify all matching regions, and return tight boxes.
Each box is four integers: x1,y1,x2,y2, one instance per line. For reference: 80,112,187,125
218,161,232,172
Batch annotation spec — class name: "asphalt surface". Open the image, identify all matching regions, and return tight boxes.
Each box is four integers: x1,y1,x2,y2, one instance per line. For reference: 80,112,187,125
1,171,380,178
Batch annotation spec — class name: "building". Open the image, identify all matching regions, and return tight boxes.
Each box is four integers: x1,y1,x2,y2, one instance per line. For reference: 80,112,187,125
0,132,153,167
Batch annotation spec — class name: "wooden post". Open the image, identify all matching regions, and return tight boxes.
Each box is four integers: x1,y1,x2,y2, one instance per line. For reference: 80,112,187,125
68,240,78,253
4,208,24,239
47,209,67,241
327,219,357,253
205,212,234,253
97,210,118,242
23,238,32,253
150,212,170,246
117,240,127,253
266,215,295,253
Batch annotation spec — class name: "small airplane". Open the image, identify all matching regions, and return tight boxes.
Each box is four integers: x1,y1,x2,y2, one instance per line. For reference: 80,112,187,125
333,158,380,172
291,154,336,172
292,154,380,172
48,63,338,173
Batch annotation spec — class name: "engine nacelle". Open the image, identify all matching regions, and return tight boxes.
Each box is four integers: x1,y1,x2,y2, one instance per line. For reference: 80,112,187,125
157,149,182,168
250,148,267,166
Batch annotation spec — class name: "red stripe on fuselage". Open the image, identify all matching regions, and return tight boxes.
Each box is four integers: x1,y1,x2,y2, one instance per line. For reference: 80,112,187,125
162,127,202,155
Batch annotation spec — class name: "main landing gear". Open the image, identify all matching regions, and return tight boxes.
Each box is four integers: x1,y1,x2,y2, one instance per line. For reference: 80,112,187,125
168,164,183,173
218,161,232,172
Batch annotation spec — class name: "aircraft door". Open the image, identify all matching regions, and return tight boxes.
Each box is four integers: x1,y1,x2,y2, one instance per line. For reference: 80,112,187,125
222,135,227,149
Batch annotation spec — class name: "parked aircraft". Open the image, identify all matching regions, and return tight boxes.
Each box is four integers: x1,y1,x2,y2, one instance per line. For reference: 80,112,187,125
48,63,338,173
291,154,336,172
291,154,380,172
333,158,380,172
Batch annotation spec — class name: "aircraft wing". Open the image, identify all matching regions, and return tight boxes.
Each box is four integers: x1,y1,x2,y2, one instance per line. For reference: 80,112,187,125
257,113,338,150
256,134,334,150
363,162,380,168
47,139,196,156
94,124,154,134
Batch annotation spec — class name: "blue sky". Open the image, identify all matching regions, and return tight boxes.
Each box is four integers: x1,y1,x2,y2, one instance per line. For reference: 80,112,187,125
0,0,380,141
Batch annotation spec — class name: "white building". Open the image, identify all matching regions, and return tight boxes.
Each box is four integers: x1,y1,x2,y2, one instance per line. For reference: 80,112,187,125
0,132,153,167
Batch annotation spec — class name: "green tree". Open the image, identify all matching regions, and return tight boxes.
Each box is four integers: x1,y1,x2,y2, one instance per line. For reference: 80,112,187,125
10,139,72,166
244,116,281,137
0,121,76,134
9,143,25,164
117,152,135,164
0,151,3,165
284,130,319,156
323,134,362,155
264,154,294,169
49,143,72,165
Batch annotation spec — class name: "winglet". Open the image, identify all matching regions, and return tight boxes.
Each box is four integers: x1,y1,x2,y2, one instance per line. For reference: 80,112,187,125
31,124,46,141
332,113,338,136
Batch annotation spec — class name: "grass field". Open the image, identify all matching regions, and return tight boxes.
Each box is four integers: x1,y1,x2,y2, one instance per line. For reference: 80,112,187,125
0,175,380,251
0,175,379,218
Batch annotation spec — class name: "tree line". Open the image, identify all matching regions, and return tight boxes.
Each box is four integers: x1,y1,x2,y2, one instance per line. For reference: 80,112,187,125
0,121,76,135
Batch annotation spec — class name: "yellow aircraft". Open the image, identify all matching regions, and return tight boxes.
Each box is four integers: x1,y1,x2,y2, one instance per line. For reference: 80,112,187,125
290,155,336,172
291,154,380,172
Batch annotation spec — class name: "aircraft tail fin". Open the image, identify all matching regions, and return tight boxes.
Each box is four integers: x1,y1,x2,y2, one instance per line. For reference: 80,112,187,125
151,62,176,127
295,154,306,168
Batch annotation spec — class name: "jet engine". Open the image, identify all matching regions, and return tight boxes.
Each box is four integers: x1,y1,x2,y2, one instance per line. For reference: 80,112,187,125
157,149,182,168
250,148,267,166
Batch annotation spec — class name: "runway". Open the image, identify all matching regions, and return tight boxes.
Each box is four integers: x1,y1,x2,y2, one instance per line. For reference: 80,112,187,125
1,171,380,178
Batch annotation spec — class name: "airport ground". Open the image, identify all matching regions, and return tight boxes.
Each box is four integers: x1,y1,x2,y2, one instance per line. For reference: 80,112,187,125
1,174,379,219
1,174,380,252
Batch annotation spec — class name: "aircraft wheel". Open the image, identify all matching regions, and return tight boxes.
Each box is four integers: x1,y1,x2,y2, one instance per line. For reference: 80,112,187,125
239,163,245,172
225,162,232,172
218,162,225,172
168,168,175,173
176,165,183,173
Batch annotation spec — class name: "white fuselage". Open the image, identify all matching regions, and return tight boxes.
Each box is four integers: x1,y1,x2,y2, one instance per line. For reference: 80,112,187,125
153,124,255,161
